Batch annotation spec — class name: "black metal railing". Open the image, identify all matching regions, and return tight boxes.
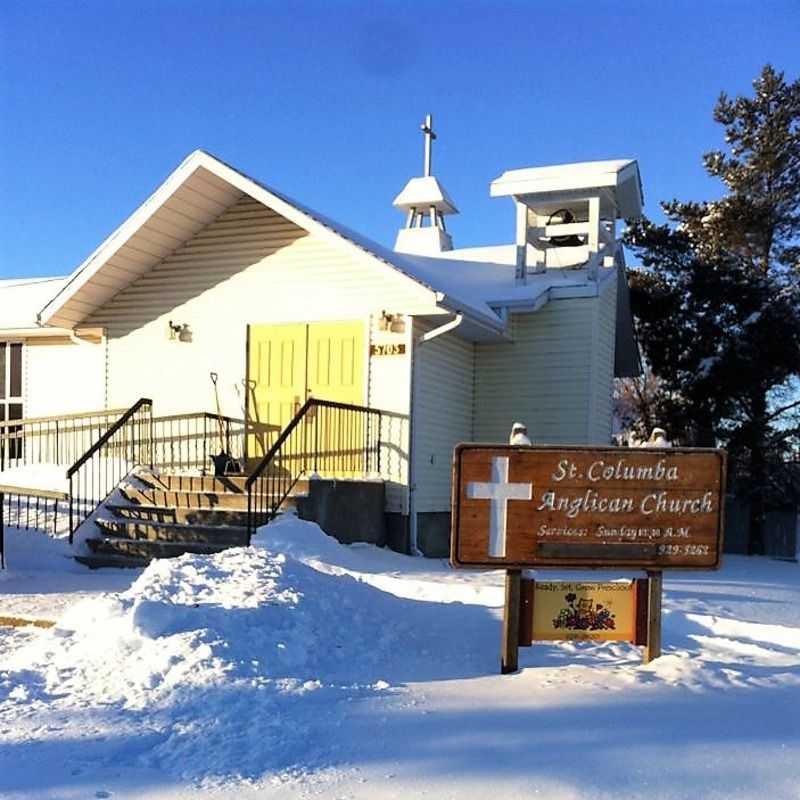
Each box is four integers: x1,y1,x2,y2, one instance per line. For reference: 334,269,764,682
0,408,127,471
0,489,65,534
245,398,381,540
151,411,252,472
0,402,273,544
1,486,70,567
67,399,153,542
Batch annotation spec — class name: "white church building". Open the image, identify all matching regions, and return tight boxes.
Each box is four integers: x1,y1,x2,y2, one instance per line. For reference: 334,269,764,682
1,121,641,555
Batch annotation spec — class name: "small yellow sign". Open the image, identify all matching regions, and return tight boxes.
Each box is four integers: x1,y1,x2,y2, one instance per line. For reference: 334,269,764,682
532,581,636,642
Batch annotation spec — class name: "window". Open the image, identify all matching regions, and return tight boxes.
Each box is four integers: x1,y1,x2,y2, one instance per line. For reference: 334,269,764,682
0,342,23,462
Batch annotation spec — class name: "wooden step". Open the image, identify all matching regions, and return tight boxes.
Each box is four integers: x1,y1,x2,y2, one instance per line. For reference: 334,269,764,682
75,553,150,570
136,472,248,494
106,503,250,528
95,517,249,546
86,535,234,561
97,517,251,545
248,478,309,496
120,484,250,510
119,484,301,512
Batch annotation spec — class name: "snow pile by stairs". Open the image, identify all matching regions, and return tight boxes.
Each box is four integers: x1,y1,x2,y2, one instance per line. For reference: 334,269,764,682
0,519,486,784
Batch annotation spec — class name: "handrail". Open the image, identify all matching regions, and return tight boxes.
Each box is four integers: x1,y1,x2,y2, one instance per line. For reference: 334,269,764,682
245,397,382,540
149,410,267,473
0,484,69,502
0,407,128,430
67,398,153,541
245,397,315,489
1,406,129,472
152,410,252,426
2,485,71,567
67,398,152,477
245,397,376,488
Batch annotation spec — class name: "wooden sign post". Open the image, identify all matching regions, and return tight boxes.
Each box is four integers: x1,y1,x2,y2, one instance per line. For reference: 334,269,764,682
450,445,726,672
501,570,522,674
645,570,663,663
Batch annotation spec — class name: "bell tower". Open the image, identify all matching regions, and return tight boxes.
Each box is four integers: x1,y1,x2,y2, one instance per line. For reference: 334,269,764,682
490,160,643,284
393,114,459,256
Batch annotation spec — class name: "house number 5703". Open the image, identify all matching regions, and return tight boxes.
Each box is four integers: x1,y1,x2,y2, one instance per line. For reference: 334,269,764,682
370,344,406,356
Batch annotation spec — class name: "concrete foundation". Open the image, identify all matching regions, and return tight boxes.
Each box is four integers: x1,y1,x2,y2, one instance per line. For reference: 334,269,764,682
295,479,387,547
385,512,410,554
294,488,451,558
416,512,452,558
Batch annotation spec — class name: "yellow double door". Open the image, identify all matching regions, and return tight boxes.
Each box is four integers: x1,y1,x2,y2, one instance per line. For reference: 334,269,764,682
247,321,365,474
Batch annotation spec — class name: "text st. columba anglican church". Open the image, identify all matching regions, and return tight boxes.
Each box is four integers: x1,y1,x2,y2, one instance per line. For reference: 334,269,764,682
0,118,642,556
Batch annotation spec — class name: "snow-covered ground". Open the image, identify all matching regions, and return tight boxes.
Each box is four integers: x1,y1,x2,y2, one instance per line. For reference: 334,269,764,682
0,464,70,496
0,516,798,800
0,461,134,500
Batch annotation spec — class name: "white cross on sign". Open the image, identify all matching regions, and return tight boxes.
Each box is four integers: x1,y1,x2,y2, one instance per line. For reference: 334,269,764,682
466,456,532,558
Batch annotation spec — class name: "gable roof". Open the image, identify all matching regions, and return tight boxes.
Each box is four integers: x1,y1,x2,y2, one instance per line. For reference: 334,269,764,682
38,150,612,335
38,150,501,332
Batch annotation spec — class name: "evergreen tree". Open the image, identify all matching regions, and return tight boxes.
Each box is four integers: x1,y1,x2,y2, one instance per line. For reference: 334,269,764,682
624,65,800,554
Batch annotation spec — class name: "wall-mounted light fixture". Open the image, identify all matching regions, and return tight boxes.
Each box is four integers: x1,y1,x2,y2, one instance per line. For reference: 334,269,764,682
378,311,406,334
168,320,193,342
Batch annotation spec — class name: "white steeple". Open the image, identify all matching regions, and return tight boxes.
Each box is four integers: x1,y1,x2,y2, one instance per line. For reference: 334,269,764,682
393,114,458,255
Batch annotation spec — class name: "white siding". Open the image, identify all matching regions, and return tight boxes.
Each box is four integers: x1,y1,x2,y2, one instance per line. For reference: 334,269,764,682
85,196,435,421
368,315,412,513
24,339,106,417
46,166,245,328
588,270,618,443
411,318,475,513
475,298,596,445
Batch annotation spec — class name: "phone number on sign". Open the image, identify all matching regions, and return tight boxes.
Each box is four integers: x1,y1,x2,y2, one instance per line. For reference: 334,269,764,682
656,544,710,556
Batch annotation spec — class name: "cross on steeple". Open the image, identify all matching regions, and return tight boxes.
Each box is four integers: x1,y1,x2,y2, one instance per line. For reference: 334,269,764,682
420,113,436,177
392,112,458,254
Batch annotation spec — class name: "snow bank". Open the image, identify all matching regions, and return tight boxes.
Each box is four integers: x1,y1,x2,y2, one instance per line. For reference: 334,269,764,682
0,463,69,495
0,459,133,497
257,515,505,606
2,518,798,796
0,529,492,784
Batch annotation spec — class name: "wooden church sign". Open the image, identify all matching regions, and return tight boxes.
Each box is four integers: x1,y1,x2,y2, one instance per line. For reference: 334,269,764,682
451,444,726,570
451,443,727,673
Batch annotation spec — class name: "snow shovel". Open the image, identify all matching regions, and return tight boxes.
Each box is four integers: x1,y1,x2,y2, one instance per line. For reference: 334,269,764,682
209,372,242,476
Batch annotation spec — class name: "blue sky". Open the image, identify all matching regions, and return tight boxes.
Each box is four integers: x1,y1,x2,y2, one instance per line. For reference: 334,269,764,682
1,0,798,279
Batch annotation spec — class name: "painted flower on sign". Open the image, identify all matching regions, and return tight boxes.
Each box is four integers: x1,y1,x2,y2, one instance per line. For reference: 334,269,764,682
552,593,616,631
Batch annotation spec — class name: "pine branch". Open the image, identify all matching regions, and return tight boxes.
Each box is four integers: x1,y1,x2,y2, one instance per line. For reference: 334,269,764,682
767,398,800,421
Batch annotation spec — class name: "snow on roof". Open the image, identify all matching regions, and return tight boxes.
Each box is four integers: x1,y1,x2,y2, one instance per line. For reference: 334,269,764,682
390,251,612,316
261,187,609,325
216,155,604,327
492,158,636,193
392,176,458,214
157,153,512,330
0,276,68,330
491,158,644,218
36,150,614,334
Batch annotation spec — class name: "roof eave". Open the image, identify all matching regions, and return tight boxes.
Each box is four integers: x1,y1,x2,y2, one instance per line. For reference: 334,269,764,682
38,150,446,327
38,149,212,327
434,292,507,336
